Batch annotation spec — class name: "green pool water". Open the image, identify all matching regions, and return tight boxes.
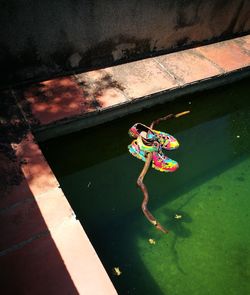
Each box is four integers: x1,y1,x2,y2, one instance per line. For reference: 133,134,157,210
41,78,250,295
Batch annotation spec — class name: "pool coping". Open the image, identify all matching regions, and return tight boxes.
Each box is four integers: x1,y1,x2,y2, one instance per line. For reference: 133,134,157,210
15,34,250,142
35,66,250,141
1,34,250,294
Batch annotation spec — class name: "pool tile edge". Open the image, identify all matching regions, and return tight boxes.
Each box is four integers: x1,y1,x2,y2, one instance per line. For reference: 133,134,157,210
0,132,118,295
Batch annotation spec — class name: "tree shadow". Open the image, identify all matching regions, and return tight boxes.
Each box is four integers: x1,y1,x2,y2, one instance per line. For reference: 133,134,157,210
163,208,192,238
76,72,125,99
15,72,125,126
17,76,99,124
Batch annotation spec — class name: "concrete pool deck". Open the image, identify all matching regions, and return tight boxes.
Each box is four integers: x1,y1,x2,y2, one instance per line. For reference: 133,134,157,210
0,34,250,294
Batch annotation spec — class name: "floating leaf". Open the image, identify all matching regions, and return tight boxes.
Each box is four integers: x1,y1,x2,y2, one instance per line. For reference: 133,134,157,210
112,267,122,276
148,238,156,245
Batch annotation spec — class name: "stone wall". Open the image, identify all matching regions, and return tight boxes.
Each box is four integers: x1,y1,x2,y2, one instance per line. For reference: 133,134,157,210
1,0,250,87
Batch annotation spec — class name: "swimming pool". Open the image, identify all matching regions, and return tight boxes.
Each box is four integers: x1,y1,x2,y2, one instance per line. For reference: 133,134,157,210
41,78,250,295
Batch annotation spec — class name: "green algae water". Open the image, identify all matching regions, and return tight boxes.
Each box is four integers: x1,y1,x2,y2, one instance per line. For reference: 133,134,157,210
41,78,250,295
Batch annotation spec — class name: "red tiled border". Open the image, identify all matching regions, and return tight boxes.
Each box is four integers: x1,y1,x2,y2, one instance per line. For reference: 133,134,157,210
50,220,117,295
14,133,59,196
0,220,117,295
0,187,73,251
0,133,118,294
155,49,223,84
196,40,250,71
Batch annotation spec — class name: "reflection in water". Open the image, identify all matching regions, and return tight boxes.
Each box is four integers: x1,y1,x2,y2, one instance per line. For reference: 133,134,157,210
42,78,250,295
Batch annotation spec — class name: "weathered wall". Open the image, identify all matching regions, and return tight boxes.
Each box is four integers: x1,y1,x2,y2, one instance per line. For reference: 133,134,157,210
1,0,250,87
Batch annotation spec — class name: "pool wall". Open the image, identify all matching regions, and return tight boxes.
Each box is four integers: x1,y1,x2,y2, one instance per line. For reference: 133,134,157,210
1,0,250,87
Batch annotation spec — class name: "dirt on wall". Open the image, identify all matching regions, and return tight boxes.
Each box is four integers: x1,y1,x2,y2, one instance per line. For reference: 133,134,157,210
0,0,250,88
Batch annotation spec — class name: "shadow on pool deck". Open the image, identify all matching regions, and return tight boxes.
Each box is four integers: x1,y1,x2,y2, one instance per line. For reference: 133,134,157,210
0,90,116,294
0,90,79,294
15,71,127,128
